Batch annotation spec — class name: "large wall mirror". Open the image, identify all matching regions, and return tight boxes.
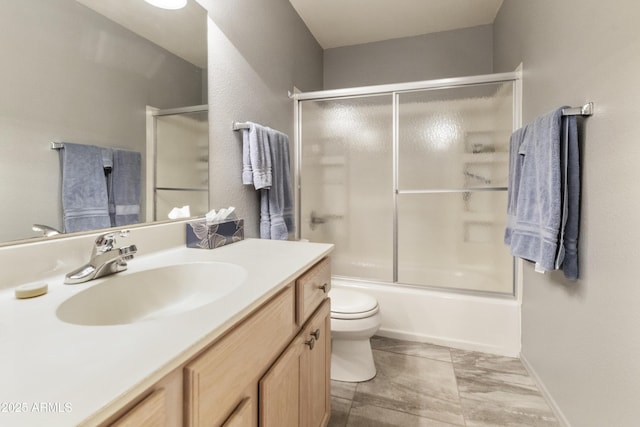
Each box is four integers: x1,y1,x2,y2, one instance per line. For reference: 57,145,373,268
0,0,208,246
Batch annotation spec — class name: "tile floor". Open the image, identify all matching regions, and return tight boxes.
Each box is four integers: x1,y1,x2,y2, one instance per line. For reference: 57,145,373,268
329,336,560,427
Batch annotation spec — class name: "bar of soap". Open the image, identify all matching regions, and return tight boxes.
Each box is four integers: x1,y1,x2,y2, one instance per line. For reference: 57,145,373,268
15,283,48,299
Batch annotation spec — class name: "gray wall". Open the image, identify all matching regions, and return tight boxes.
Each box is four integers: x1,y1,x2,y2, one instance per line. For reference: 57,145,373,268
323,25,493,89
197,0,323,238
0,0,203,242
494,1,640,426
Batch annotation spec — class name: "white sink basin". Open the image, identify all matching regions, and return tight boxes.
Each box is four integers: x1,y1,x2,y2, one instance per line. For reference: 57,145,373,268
56,262,247,326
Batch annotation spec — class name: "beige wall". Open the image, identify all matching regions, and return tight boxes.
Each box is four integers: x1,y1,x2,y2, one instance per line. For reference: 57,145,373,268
494,1,640,425
197,0,323,238
323,25,493,89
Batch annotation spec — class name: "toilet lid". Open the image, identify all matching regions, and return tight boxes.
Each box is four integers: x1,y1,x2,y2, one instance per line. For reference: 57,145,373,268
329,288,378,315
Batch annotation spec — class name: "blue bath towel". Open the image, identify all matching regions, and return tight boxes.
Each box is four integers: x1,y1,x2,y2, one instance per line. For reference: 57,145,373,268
259,128,295,240
60,143,111,233
505,107,580,279
561,116,580,279
505,108,564,272
109,149,141,226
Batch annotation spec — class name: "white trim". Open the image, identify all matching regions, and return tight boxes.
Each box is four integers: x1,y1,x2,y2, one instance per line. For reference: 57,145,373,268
520,352,572,427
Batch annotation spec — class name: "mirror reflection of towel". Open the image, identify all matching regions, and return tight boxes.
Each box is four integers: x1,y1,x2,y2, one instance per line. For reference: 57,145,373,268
60,143,141,233
60,143,111,233
109,149,141,226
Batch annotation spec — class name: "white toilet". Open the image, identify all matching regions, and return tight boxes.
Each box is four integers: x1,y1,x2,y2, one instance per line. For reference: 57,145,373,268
329,288,381,382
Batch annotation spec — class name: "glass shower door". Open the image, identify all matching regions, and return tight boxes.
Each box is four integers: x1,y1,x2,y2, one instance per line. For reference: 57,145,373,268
300,95,394,282
397,82,514,293
154,110,209,220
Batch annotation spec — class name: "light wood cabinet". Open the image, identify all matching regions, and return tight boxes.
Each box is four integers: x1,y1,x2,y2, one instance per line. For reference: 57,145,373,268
261,298,331,427
300,299,331,427
296,257,331,325
221,398,253,427
185,284,296,426
110,389,167,427
103,257,331,427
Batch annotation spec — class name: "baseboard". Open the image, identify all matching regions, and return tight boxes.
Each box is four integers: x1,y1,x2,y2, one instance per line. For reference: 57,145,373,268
520,353,571,427
377,327,521,358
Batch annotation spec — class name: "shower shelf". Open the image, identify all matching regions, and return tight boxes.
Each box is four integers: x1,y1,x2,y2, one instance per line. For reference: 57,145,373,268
460,212,497,223
462,152,509,163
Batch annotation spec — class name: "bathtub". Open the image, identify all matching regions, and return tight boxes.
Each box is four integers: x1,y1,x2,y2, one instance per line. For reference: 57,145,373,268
330,275,521,357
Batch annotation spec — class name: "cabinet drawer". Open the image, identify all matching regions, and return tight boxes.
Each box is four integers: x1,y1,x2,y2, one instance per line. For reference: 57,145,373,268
185,285,296,427
110,389,166,427
296,258,331,325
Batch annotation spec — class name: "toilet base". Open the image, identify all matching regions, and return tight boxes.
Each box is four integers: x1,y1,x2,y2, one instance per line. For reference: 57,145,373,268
331,338,376,382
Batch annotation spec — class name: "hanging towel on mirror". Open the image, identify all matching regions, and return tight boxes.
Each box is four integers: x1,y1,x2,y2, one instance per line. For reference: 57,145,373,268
110,149,141,226
59,142,111,233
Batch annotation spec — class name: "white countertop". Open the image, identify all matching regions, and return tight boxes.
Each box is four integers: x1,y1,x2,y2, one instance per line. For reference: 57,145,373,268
0,238,333,426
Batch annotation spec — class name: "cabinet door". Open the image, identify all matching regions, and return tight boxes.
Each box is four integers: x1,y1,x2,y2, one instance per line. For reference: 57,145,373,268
110,389,166,427
300,299,331,427
222,398,253,427
185,285,296,426
259,336,303,427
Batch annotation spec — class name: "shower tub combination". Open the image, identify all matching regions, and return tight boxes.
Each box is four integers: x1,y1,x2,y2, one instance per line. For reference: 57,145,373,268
294,71,522,356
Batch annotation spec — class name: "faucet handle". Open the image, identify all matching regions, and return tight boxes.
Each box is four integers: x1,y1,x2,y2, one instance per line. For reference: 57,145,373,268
94,232,117,253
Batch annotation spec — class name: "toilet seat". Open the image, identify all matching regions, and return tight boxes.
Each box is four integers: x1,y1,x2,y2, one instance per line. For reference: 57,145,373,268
330,288,379,320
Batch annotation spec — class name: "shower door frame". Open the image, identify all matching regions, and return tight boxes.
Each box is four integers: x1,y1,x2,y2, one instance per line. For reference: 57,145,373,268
147,104,209,222
293,70,522,297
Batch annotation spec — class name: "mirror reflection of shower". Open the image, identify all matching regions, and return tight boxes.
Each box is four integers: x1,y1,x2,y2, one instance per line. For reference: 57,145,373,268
146,105,209,221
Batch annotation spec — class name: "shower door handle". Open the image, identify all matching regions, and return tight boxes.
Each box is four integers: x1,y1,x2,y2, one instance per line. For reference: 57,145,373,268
309,211,326,230
309,211,344,230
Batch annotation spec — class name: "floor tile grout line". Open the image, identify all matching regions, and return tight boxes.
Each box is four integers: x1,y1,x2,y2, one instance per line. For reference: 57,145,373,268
448,349,470,427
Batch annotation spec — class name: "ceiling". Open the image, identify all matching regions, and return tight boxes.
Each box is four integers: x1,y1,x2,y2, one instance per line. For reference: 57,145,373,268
288,0,504,49
76,0,207,68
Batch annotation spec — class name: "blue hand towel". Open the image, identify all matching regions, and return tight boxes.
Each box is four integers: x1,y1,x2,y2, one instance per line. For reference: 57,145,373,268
242,122,272,190
60,143,111,233
505,108,564,272
110,149,141,226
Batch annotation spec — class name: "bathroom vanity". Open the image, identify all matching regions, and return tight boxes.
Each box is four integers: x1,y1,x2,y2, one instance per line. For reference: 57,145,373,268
0,237,333,427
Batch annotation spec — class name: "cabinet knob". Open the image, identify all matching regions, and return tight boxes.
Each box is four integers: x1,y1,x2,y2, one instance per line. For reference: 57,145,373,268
310,329,321,340
304,337,315,350
319,283,329,293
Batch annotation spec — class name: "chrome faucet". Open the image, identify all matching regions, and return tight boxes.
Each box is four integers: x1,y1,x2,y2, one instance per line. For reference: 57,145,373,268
32,224,62,237
64,230,137,284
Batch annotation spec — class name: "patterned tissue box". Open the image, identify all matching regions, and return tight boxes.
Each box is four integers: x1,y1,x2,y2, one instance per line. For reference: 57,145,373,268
186,219,244,249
